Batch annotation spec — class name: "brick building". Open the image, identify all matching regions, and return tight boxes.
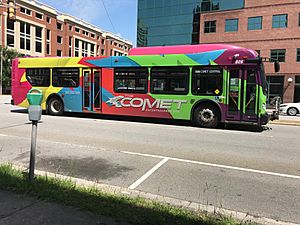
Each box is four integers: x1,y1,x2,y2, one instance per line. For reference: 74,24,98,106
137,0,300,103
0,0,132,58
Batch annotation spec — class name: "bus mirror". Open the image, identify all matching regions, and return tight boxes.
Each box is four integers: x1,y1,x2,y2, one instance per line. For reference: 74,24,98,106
274,61,280,73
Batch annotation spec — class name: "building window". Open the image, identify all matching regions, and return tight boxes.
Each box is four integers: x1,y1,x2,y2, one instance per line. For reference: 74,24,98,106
101,49,105,55
271,49,286,62
272,14,288,28
151,67,189,95
26,68,50,87
57,50,62,56
46,29,51,55
75,39,79,57
35,12,43,20
69,25,72,31
204,21,216,33
91,34,95,38
35,26,42,53
114,68,148,93
52,68,80,87
225,18,238,32
57,36,63,44
192,66,223,96
69,37,72,57
46,17,51,23
6,19,15,47
248,16,262,30
297,49,300,62
20,7,31,16
294,76,300,102
20,21,31,51
266,76,284,104
75,27,80,33
57,23,63,30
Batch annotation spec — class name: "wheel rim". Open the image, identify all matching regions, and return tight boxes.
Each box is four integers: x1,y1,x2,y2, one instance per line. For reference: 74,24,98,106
288,108,297,116
198,108,215,123
50,99,62,113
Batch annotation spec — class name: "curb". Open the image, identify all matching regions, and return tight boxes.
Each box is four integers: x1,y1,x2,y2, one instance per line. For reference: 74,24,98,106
270,121,300,126
13,165,299,225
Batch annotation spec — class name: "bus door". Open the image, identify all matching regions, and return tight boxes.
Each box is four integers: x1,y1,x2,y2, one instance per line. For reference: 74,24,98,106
82,69,102,112
226,67,259,123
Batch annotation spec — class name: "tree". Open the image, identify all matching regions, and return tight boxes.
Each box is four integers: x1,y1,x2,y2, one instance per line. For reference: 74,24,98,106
0,46,21,94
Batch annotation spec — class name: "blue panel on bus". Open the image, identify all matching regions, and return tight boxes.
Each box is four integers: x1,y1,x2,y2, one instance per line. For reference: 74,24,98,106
186,50,226,65
59,88,83,112
87,57,140,68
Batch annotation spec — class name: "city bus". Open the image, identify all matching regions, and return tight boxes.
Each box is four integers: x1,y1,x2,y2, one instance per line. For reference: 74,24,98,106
11,44,280,128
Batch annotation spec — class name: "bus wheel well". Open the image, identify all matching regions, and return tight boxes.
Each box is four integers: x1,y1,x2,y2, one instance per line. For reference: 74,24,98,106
46,94,64,115
191,100,222,128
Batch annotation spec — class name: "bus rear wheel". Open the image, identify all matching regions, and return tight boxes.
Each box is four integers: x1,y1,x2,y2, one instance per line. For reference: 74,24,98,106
48,97,64,116
194,104,219,128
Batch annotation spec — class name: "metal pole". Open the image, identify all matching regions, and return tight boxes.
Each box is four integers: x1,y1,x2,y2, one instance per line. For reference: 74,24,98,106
29,121,38,182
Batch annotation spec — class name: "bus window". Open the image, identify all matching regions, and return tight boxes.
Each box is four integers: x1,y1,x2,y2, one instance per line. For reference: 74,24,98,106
52,68,80,87
150,67,189,95
114,68,148,93
192,66,223,96
26,68,50,87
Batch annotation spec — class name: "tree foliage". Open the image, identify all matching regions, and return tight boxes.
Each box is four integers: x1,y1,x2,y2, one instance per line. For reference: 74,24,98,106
0,46,21,93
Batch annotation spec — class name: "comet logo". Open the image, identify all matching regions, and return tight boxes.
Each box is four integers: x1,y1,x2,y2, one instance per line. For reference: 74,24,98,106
106,96,187,111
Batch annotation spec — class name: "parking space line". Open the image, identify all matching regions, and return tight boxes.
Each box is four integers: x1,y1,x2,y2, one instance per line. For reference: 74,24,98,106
122,151,300,180
128,158,169,190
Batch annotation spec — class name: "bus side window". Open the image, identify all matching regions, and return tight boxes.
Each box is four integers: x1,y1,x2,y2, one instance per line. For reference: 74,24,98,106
192,66,223,96
26,68,51,87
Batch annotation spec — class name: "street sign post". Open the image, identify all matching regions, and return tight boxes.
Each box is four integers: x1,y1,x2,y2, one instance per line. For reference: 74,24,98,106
26,88,43,182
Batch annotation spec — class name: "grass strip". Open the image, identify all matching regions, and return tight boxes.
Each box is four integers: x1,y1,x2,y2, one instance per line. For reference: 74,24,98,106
0,164,252,225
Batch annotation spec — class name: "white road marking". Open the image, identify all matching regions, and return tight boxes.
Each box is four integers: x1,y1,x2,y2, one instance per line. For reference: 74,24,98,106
0,134,8,137
128,158,169,190
122,151,300,180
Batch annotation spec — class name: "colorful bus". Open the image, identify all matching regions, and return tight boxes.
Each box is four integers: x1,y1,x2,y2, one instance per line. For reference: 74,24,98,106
11,44,279,128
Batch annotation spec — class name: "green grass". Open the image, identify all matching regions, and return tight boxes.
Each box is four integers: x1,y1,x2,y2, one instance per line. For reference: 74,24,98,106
0,164,253,225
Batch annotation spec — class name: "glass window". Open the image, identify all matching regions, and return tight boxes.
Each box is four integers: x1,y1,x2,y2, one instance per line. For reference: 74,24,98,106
57,36,62,44
266,76,284,104
271,49,286,62
272,14,288,28
225,18,238,32
204,21,216,33
57,50,62,56
26,68,50,87
248,16,262,30
35,26,42,53
6,19,14,47
57,23,63,30
297,49,300,62
150,67,189,95
52,68,80,87
192,66,223,96
35,12,43,19
114,68,148,93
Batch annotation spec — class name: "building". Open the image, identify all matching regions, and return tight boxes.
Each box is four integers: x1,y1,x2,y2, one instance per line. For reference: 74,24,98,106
137,0,300,103
0,0,132,58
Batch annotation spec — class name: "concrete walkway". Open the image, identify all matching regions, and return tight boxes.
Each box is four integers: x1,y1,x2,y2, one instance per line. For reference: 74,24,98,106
0,190,129,225
270,115,300,126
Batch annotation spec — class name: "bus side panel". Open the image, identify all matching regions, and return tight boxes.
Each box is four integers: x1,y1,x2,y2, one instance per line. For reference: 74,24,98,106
100,68,174,119
11,58,31,107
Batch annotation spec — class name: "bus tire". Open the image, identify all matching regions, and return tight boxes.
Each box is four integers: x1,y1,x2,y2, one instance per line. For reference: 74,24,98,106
193,104,219,128
47,97,64,116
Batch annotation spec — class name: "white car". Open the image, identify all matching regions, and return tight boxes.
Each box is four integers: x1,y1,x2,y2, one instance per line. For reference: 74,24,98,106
280,102,300,116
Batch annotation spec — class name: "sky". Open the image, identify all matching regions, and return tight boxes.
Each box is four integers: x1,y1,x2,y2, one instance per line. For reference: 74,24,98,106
40,0,137,46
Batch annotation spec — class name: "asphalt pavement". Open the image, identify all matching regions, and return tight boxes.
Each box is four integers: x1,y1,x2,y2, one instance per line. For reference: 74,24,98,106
1,95,300,225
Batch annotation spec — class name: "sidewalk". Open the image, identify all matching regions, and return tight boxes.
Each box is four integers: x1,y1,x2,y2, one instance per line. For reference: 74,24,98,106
270,115,300,126
0,190,129,225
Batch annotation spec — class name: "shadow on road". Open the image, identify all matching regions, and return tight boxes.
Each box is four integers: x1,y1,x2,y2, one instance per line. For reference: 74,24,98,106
11,109,265,133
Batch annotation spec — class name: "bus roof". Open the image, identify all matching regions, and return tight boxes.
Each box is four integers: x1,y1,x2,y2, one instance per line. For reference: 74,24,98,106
129,44,256,56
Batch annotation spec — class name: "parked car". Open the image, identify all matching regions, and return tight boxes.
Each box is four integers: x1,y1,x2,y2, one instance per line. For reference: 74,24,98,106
280,102,300,116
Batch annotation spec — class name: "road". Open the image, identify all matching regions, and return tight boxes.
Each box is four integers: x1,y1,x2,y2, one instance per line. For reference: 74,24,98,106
0,95,299,224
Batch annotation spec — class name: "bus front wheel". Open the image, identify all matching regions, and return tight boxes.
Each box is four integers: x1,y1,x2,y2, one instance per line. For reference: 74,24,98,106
48,97,64,116
193,104,219,128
